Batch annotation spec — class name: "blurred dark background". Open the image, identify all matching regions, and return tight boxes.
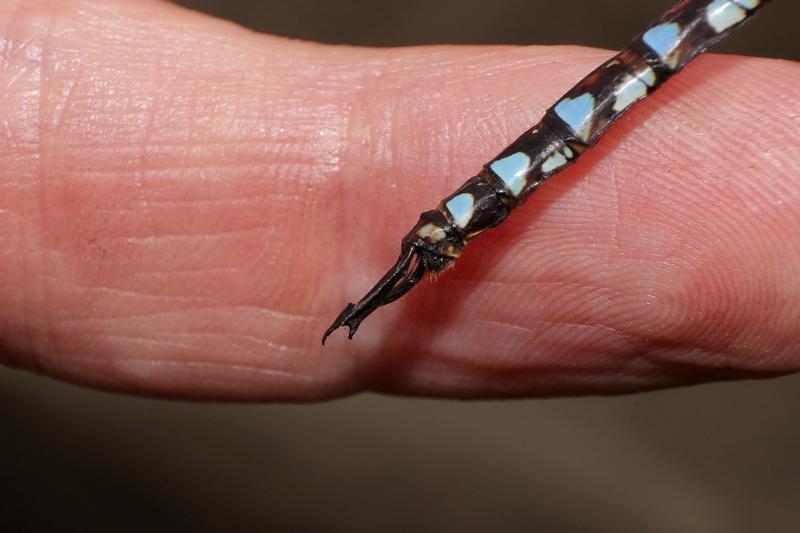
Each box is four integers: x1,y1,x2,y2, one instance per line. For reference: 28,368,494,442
3,1,798,532
176,0,796,56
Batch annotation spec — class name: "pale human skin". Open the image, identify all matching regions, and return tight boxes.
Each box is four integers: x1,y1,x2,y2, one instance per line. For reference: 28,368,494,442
0,0,798,400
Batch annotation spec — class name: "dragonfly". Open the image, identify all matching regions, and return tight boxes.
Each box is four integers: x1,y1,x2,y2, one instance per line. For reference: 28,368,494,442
323,0,771,344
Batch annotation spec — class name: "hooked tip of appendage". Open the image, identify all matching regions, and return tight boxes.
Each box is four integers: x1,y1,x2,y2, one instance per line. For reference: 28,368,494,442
321,323,344,345
321,303,358,345
321,319,363,345
321,321,342,346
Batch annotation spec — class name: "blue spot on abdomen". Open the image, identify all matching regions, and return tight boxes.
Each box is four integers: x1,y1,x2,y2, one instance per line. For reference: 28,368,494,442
554,93,596,142
445,193,476,229
643,22,681,68
490,152,531,197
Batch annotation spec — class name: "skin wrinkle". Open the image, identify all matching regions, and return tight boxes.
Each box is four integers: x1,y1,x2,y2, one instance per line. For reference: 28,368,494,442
62,302,315,325
51,351,320,401
333,50,395,392
134,266,243,274
99,224,280,241
0,0,798,398
476,317,640,345
115,358,314,381
134,27,160,266
48,55,80,133
78,284,219,300
27,1,56,374
92,331,305,356
471,317,650,374
171,331,306,355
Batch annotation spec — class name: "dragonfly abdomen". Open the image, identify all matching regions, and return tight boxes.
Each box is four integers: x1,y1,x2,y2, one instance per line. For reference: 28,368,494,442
323,0,770,344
